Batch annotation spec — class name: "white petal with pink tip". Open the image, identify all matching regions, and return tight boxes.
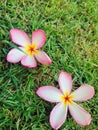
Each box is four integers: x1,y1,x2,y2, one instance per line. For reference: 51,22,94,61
50,102,68,130
32,30,46,49
21,55,37,68
7,48,25,63
36,86,63,102
69,102,91,126
10,28,31,47
72,84,95,101
58,72,72,94
35,50,52,65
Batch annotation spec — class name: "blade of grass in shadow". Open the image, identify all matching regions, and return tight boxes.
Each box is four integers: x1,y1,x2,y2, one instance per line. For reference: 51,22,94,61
3,40,26,54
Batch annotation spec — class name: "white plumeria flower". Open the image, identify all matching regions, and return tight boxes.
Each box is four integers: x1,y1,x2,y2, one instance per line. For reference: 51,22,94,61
7,28,52,68
36,72,95,130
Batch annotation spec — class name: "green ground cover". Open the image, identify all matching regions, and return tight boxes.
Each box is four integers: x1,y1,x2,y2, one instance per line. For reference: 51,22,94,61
0,0,98,129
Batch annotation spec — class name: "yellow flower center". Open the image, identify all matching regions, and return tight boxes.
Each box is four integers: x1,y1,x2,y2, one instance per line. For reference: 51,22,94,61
61,92,74,105
25,43,39,56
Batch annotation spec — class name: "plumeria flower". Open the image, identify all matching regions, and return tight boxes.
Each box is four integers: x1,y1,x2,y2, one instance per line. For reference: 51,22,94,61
36,72,95,130
7,28,52,68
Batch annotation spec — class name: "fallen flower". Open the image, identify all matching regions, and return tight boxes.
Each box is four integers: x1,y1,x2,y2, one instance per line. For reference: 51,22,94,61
7,28,52,68
36,71,95,130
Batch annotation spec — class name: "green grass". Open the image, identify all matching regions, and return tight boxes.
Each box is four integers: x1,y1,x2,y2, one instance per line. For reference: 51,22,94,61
0,0,98,129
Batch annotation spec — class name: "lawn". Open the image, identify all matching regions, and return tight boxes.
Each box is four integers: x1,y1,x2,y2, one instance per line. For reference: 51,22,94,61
0,0,98,130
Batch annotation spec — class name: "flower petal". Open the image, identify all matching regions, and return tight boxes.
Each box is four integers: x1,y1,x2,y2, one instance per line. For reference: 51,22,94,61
6,47,25,63
69,102,91,126
36,86,63,102
10,28,31,47
35,51,52,65
58,72,72,95
72,84,95,101
21,55,37,68
32,30,46,49
50,102,68,130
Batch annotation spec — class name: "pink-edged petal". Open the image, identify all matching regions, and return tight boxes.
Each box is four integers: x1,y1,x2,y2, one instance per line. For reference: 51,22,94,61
32,30,46,49
21,55,37,68
58,72,72,95
6,47,25,63
35,50,52,65
69,102,91,126
72,84,95,102
50,102,68,130
36,86,63,102
10,28,31,47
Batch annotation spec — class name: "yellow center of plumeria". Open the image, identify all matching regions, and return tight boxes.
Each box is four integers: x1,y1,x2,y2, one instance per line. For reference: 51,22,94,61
61,92,74,105
25,43,39,56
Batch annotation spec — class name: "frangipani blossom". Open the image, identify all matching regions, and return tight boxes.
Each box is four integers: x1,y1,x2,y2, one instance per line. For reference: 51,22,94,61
7,28,52,68
36,72,95,130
